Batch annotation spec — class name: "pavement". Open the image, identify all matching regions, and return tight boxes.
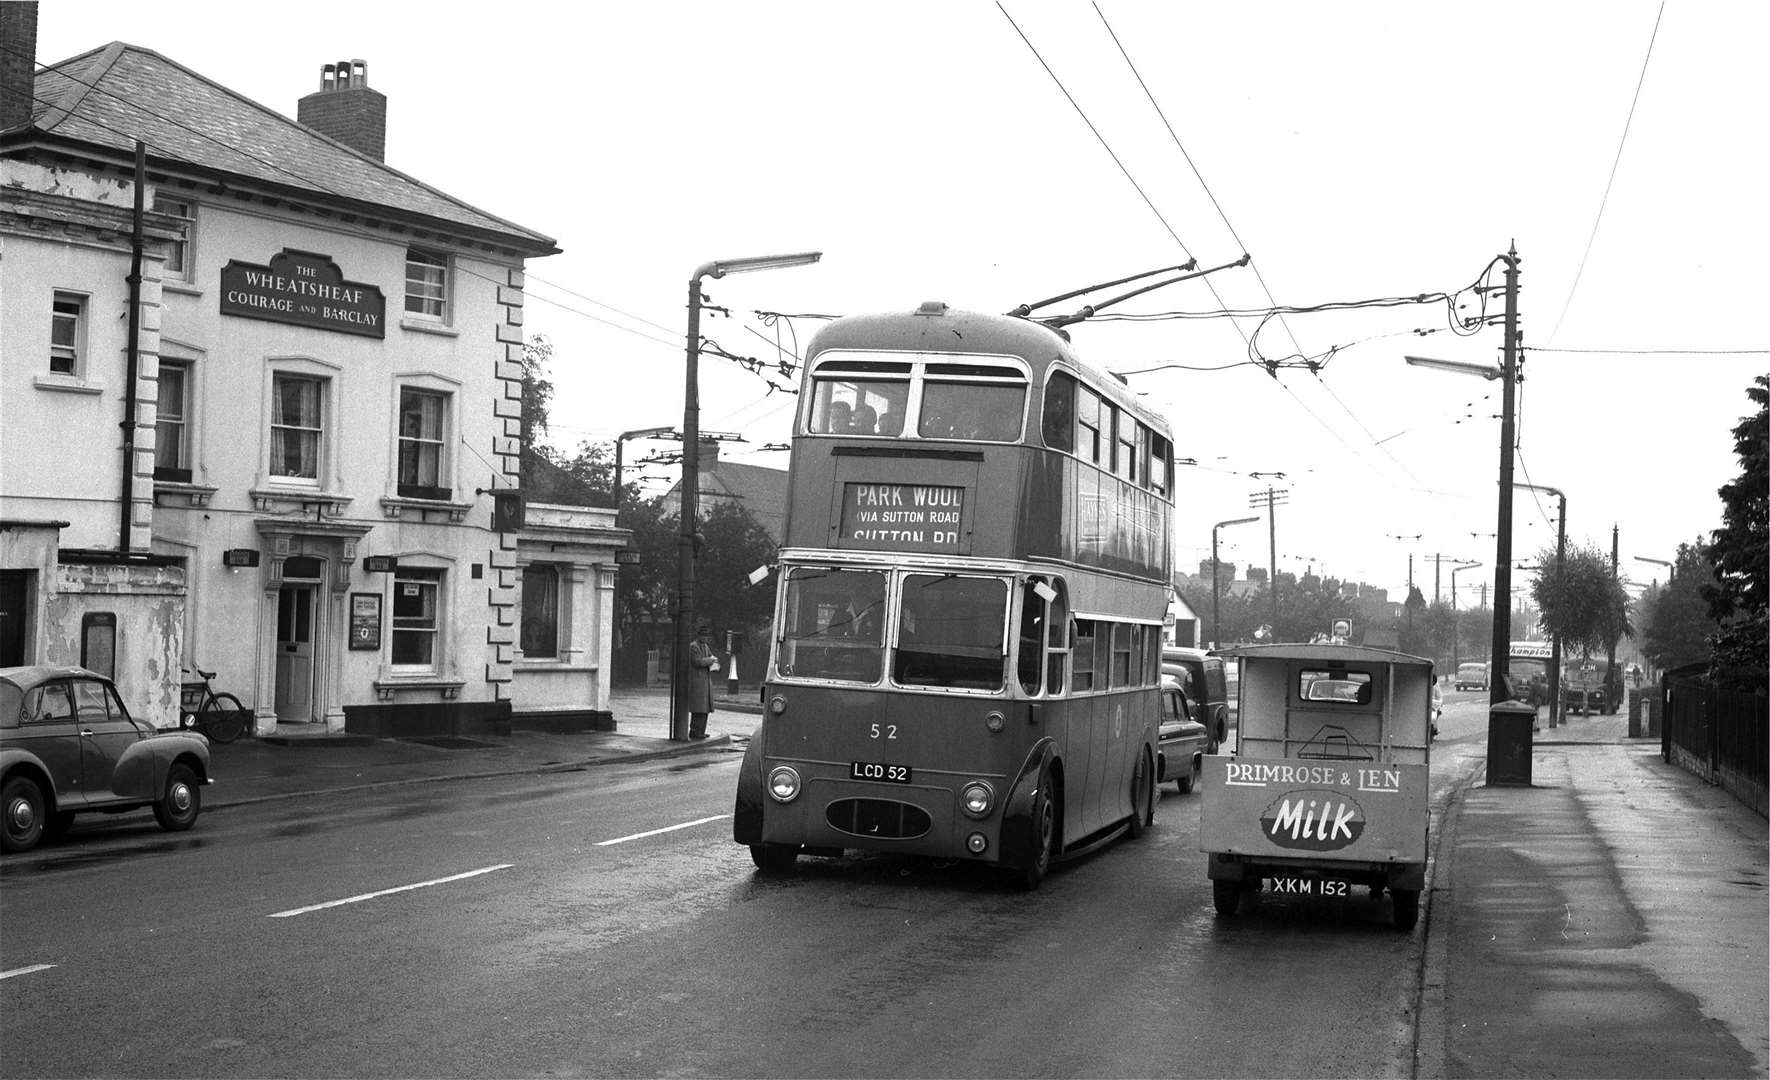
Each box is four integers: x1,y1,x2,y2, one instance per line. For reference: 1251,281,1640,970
201,685,761,809
197,688,1767,1078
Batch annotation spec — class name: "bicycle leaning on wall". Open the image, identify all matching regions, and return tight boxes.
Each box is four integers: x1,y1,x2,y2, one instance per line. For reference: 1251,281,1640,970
178,667,250,744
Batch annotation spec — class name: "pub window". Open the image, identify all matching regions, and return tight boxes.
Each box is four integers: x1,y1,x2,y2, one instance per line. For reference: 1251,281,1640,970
397,388,450,499
50,292,86,376
81,612,117,680
270,374,325,482
391,567,444,670
152,195,194,280
519,564,560,660
155,360,191,481
404,248,449,321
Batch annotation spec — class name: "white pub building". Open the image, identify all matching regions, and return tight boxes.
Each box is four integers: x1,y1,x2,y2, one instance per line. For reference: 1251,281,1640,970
1,8,628,736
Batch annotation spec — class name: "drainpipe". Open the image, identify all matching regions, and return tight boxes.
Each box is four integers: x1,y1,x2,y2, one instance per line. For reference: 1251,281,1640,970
118,141,146,554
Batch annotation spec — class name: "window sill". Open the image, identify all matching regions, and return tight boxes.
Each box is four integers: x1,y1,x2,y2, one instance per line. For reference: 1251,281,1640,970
400,318,458,338
153,479,219,508
161,281,203,297
34,374,105,395
381,494,472,523
250,487,352,516
373,677,465,701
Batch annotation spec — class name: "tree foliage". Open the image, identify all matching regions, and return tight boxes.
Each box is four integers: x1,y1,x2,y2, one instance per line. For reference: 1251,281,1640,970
1703,375,1768,690
1530,541,1632,658
1637,539,1720,671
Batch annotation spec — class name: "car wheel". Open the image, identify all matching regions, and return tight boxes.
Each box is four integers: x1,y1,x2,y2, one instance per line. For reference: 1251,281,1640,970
1393,888,1421,930
749,842,799,873
1212,878,1242,917
153,763,201,832
2,776,47,853
1177,754,1198,795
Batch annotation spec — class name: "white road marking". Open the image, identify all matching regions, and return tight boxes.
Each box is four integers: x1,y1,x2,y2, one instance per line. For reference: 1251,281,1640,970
595,814,730,846
268,864,513,918
0,964,57,980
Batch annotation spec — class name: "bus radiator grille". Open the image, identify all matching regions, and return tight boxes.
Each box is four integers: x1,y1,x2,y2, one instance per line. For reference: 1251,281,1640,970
825,798,932,840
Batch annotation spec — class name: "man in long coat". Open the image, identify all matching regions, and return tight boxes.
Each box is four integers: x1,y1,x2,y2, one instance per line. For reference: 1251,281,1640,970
687,623,718,739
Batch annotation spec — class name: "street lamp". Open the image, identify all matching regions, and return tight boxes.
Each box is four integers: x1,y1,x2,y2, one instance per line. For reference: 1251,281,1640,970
1211,516,1260,648
613,425,675,517
1634,555,1674,584
673,252,821,741
1450,561,1482,671
1519,482,1565,727
1403,247,1520,706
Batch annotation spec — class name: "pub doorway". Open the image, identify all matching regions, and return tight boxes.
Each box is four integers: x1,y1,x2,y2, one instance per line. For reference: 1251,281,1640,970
274,556,322,723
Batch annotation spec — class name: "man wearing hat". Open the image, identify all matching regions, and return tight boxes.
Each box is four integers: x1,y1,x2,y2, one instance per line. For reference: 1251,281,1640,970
687,623,718,739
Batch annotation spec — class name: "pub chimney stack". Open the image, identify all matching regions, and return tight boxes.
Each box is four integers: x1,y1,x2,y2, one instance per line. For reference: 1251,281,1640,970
0,2,39,132
297,58,386,161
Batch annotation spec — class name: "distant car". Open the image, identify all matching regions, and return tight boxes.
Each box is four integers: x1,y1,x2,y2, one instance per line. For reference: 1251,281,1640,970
1455,662,1489,692
1,665,212,853
1155,681,1208,794
1162,646,1231,753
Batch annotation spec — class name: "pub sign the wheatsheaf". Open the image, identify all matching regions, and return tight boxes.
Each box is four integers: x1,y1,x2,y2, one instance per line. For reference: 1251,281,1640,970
220,248,386,338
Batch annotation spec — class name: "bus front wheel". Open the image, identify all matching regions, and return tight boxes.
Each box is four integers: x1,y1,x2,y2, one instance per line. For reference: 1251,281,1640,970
1016,768,1058,890
750,843,800,873
1213,879,1243,917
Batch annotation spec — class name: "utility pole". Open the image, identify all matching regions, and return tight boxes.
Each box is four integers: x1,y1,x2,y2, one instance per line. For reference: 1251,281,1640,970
1608,523,1619,708
1249,485,1288,638
1489,247,1521,707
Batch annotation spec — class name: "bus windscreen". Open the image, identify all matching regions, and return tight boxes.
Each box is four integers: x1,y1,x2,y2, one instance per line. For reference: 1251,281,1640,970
895,574,1006,690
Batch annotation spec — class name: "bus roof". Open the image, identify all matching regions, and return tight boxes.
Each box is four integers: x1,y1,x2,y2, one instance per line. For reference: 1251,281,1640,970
806,303,1170,433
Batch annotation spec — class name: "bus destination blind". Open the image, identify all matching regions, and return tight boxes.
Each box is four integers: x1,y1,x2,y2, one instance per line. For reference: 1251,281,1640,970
839,483,964,551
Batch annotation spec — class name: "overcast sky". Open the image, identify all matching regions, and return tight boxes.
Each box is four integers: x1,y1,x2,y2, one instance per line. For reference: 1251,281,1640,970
36,1,1768,604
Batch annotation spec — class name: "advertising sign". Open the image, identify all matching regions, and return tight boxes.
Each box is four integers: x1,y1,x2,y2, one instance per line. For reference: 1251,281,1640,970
220,248,386,338
838,483,965,552
349,592,382,651
1199,756,1429,863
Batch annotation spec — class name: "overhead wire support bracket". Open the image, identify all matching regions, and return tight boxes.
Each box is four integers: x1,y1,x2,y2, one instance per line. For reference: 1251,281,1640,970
1040,254,1252,330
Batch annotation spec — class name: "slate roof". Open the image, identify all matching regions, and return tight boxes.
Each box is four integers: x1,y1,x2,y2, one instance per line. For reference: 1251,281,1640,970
666,458,788,545
13,43,557,254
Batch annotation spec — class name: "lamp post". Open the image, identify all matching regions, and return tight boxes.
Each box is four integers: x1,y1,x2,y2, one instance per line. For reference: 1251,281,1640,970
1211,516,1260,648
1519,482,1565,726
673,252,821,741
1450,561,1482,671
1405,245,1520,706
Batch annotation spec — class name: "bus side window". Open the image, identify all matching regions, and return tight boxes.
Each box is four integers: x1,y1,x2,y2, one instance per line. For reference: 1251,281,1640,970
1017,580,1044,696
1042,372,1075,452
1072,619,1096,692
1045,581,1069,695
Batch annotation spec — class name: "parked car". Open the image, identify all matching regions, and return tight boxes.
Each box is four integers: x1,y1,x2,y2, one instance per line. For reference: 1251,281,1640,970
1,666,212,853
1162,646,1231,753
1155,680,1208,794
1455,662,1489,691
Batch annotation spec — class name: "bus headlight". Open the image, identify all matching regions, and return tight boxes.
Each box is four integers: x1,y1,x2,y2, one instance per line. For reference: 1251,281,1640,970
767,765,802,803
984,710,1005,733
967,832,988,854
960,780,995,818
769,695,788,715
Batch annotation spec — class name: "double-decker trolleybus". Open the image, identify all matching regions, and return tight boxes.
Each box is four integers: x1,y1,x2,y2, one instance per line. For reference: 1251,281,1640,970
732,302,1177,888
